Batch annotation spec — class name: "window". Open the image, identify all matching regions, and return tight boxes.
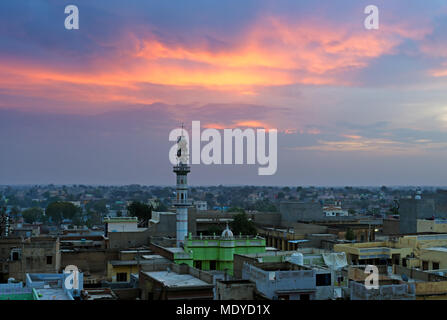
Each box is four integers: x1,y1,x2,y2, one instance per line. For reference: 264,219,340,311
422,261,429,271
316,273,331,286
46,256,53,265
210,260,217,271
116,272,127,282
194,261,202,269
12,252,19,261
300,294,310,301
433,262,440,270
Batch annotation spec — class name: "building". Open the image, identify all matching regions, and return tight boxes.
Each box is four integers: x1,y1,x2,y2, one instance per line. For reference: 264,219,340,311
417,219,447,233
0,281,38,300
25,272,84,300
149,211,177,237
150,227,266,276
350,280,415,300
279,201,323,222
323,201,348,217
383,216,400,235
334,233,447,269
107,250,170,282
392,264,447,300
104,217,139,234
194,201,208,211
0,271,84,300
7,236,61,282
399,198,436,234
139,263,214,300
235,250,347,300
242,261,319,300
233,248,328,279
215,280,256,300
104,216,151,249
81,288,118,300
419,246,447,270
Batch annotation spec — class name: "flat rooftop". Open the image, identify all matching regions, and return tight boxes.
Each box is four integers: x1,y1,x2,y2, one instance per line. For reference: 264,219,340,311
143,271,210,288
165,247,186,254
425,246,447,253
37,288,71,300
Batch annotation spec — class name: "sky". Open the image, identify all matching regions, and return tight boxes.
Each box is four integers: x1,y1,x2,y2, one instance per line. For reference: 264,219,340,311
1,0,447,186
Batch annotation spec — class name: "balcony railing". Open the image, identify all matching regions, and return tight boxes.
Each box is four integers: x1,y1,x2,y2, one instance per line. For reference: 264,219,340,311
172,199,193,206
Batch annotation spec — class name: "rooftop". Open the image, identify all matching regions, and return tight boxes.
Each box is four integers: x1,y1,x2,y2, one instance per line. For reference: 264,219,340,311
143,271,210,288
425,246,447,253
37,288,71,300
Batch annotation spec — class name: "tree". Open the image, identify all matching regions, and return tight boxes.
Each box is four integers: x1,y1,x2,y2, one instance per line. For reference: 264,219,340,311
206,225,224,236
158,201,168,212
345,229,355,241
230,212,257,236
249,199,278,212
21,207,44,223
46,201,79,224
86,200,108,215
228,207,245,214
127,201,152,222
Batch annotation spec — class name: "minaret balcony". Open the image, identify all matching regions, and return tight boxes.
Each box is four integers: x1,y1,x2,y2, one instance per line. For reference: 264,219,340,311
172,199,193,206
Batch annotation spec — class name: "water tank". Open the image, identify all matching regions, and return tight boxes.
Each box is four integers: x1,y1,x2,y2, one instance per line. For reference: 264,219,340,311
290,252,304,265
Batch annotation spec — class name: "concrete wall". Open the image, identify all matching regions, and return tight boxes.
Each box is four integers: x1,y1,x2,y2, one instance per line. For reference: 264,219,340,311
8,238,60,282
112,288,140,300
280,202,323,222
250,212,281,227
61,249,118,276
149,213,176,237
419,249,447,270
383,218,400,235
417,219,447,233
108,229,151,249
399,199,435,234
216,280,255,300
138,263,214,300
350,280,415,300
394,265,447,282
242,262,316,300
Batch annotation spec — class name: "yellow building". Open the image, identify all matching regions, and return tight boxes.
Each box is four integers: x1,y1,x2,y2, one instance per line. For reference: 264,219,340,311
419,247,447,271
106,249,169,282
334,234,447,269
417,219,447,233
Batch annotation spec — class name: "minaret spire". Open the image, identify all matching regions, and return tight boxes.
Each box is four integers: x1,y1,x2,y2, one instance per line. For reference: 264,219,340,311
174,123,191,247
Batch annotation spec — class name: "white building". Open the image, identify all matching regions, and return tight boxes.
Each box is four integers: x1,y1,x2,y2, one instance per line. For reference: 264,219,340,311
104,217,139,232
323,201,348,217
194,201,208,211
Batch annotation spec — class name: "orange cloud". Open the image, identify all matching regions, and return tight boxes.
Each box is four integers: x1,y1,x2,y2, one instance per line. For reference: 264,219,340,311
0,15,431,112
202,120,271,130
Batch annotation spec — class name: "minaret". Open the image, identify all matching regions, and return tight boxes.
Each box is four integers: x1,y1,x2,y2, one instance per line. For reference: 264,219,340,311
173,125,191,247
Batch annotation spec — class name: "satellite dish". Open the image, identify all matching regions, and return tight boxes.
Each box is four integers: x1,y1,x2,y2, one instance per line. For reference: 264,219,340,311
401,274,409,282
